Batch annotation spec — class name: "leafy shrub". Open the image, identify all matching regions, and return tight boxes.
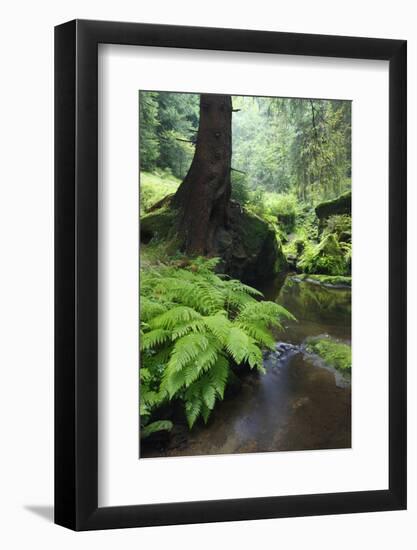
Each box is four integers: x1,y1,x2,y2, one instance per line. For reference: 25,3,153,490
265,193,299,232
140,257,294,429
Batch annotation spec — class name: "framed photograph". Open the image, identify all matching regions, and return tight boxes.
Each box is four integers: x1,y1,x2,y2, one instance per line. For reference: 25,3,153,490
55,19,407,530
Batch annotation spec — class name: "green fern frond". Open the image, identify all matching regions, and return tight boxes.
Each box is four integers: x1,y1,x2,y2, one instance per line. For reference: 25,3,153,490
167,333,210,372
238,301,295,325
185,396,202,429
202,383,216,410
140,368,151,382
140,328,171,351
140,296,167,322
225,326,249,364
171,319,206,339
245,341,264,370
183,342,220,386
150,305,202,330
227,279,264,297
237,321,275,349
203,313,232,343
209,356,229,399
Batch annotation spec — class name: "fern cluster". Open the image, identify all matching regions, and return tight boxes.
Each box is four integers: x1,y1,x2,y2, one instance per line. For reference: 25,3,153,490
140,257,294,430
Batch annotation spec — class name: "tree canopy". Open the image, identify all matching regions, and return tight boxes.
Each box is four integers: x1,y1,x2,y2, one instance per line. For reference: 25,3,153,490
139,92,351,205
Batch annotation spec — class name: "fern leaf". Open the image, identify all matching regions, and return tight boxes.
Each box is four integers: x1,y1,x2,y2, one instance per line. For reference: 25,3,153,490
209,356,229,399
139,367,151,382
140,296,167,322
140,328,171,351
237,321,275,349
225,326,249,364
185,397,201,429
167,333,210,372
183,343,220,386
201,402,211,424
171,319,205,340
202,384,216,410
245,341,264,370
150,306,202,330
203,313,232,344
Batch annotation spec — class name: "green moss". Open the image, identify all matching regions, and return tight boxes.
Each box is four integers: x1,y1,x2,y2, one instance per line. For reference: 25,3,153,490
293,274,351,288
324,214,351,239
315,191,351,220
140,170,181,213
140,206,179,243
298,233,349,276
240,208,271,254
306,337,351,372
240,209,287,274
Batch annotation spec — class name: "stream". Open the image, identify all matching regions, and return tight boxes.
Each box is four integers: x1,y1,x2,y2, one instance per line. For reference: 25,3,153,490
141,274,351,458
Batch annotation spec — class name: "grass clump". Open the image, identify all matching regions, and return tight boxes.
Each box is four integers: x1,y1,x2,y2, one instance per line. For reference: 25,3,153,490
306,336,351,372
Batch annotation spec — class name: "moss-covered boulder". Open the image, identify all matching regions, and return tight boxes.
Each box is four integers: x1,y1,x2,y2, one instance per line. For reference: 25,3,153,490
298,234,349,276
140,207,179,243
315,191,351,221
306,336,351,373
140,199,287,283
221,203,287,283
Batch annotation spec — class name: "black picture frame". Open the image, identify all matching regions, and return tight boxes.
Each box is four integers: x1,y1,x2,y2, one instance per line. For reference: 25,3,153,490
55,19,407,531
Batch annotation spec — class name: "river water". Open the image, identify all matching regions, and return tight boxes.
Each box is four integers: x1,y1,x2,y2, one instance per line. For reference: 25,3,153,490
141,275,351,458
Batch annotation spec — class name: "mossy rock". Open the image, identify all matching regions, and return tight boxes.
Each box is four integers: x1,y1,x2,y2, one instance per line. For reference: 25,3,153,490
223,204,287,283
315,191,351,221
293,274,351,288
298,233,349,276
140,207,179,243
306,336,351,372
140,200,287,283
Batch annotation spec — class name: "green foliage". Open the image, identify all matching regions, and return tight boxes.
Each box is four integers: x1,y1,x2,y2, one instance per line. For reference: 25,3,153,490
140,170,181,213
306,337,351,372
231,95,351,203
231,172,251,206
265,193,299,232
324,214,351,242
139,92,160,171
140,91,351,209
139,91,199,179
298,234,350,276
140,258,294,428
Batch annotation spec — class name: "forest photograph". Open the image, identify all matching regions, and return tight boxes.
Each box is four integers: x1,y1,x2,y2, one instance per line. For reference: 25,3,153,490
139,90,352,458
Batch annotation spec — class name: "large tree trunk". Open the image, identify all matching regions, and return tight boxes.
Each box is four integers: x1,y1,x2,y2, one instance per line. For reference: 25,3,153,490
172,94,232,255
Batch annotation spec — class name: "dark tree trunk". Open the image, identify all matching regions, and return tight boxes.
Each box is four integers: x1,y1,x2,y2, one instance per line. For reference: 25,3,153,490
172,94,232,255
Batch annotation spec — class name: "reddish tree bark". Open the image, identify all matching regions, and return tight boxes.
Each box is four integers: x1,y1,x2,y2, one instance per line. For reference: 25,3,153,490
172,94,232,255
